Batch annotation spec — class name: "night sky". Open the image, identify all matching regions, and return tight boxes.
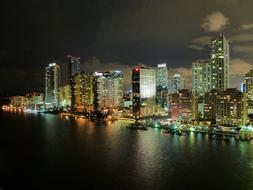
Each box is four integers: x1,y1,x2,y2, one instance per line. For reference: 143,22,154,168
1,0,253,96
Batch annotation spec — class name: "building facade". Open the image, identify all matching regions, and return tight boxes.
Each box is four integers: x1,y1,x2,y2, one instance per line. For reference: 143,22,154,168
132,66,156,117
168,74,184,94
210,34,230,91
67,55,80,109
204,88,244,126
93,71,123,112
26,92,44,110
45,63,60,109
73,72,94,112
10,96,29,108
156,63,168,113
168,89,194,121
192,59,211,96
243,69,253,123
59,85,71,108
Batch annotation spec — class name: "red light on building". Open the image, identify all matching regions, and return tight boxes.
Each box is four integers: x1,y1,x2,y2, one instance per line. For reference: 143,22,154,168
133,68,139,72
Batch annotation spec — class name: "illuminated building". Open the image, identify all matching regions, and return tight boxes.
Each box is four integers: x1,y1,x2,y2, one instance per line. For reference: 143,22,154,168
45,63,60,109
132,65,156,117
25,92,44,110
93,71,123,112
245,69,253,94
123,91,132,109
243,69,253,122
67,55,80,109
241,80,246,93
156,63,168,113
210,34,230,91
168,89,194,121
80,72,94,112
10,96,29,108
73,74,82,110
192,59,211,96
168,74,184,94
59,85,71,108
73,72,94,112
204,88,244,126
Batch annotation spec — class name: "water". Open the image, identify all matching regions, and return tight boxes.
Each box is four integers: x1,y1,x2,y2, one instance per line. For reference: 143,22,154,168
0,110,253,190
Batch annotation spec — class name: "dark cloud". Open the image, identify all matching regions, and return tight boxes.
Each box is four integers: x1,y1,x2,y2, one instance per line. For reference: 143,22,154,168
0,50,8,57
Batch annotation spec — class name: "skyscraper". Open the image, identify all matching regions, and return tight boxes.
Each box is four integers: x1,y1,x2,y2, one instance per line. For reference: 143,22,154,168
204,88,244,126
244,69,253,118
132,65,156,117
59,85,71,108
45,63,60,109
67,55,80,109
210,34,230,91
156,63,168,113
73,72,94,112
80,72,94,112
93,71,123,112
168,74,184,94
245,69,253,94
192,59,211,96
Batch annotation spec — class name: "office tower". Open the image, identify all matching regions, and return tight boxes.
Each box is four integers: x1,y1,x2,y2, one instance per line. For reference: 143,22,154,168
168,74,184,94
156,63,168,113
73,72,94,112
210,34,230,91
192,59,211,96
73,74,82,110
45,63,60,109
132,65,156,117
245,69,253,93
204,88,244,126
168,89,193,121
93,71,123,112
80,72,94,112
59,85,71,108
67,55,80,109
243,69,253,122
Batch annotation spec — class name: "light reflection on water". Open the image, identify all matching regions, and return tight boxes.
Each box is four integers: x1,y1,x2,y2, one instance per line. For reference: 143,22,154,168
0,111,253,189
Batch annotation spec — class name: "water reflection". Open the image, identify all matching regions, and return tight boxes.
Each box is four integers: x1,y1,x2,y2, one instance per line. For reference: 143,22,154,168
1,111,253,189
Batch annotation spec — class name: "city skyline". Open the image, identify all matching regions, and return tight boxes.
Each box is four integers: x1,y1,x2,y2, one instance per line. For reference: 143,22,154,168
1,0,253,96
3,2,253,189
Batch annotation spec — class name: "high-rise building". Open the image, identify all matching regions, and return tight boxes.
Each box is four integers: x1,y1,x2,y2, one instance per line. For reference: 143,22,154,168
67,55,80,109
210,34,230,91
168,74,184,94
245,69,253,94
192,59,211,96
80,72,94,112
168,89,194,121
156,63,168,113
93,71,123,112
243,69,253,121
73,72,94,112
132,65,156,117
45,63,60,109
59,85,71,108
204,88,244,126
73,74,82,110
